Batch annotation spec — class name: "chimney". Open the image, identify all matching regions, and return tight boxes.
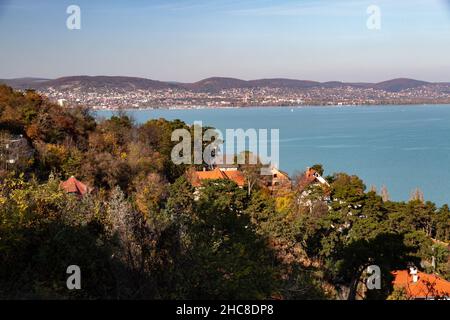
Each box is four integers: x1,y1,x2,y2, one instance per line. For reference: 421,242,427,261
409,267,419,283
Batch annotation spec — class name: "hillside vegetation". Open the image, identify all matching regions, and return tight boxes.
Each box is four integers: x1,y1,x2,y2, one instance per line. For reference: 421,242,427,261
0,85,449,299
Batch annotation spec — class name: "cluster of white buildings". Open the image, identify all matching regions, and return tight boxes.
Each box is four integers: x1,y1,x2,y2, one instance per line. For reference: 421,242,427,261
39,84,450,109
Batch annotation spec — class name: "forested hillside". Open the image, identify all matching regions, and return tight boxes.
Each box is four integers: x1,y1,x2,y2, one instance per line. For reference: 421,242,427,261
0,85,449,299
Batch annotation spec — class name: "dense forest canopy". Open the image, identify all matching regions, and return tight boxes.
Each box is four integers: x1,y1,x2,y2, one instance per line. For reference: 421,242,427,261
0,85,449,299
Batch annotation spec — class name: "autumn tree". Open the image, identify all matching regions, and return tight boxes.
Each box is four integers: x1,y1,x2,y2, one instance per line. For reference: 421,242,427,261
187,180,276,299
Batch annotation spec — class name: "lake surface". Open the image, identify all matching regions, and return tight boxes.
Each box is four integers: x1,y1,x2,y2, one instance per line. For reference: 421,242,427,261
95,105,450,206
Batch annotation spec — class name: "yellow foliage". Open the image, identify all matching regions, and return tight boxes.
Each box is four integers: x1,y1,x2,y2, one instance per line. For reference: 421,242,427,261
46,144,68,160
275,194,293,213
103,132,118,153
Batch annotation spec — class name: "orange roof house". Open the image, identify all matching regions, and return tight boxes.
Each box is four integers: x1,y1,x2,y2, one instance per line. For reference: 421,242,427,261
222,170,246,187
267,167,292,194
392,268,450,300
60,176,92,197
297,167,330,192
188,168,246,188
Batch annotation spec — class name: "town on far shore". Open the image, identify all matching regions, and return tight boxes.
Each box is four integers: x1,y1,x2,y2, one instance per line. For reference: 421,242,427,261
2,76,450,109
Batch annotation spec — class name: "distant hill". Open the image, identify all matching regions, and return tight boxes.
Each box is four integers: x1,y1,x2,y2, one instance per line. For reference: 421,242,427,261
180,77,436,92
0,76,177,91
183,77,251,92
0,75,442,93
0,77,50,89
373,78,430,92
248,78,320,89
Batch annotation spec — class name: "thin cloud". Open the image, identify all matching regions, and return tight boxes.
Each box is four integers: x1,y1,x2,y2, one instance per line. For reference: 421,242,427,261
228,0,365,17
130,0,249,13
228,0,443,17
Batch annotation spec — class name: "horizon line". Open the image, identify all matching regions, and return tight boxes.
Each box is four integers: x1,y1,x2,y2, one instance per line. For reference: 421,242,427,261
1,75,449,84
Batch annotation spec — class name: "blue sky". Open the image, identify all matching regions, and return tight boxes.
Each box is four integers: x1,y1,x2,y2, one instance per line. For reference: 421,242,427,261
0,0,449,82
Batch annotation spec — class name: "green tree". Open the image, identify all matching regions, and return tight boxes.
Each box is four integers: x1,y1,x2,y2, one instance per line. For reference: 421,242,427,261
188,180,276,299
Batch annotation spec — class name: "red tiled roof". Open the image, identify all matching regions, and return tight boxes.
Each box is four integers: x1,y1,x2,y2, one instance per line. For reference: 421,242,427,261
297,168,318,191
189,168,246,187
60,176,90,196
223,170,246,187
392,270,450,299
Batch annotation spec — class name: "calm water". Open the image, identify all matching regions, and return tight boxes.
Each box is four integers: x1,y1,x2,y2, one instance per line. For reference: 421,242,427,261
95,105,450,206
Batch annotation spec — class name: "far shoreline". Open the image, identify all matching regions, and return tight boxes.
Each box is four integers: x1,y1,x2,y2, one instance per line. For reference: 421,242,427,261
89,103,450,112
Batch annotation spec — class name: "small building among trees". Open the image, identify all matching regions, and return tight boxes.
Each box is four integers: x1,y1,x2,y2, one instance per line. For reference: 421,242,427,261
391,268,450,300
266,167,292,195
187,167,246,188
60,176,92,197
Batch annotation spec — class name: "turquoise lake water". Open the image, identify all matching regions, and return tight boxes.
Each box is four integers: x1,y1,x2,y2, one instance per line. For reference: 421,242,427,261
95,105,450,206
